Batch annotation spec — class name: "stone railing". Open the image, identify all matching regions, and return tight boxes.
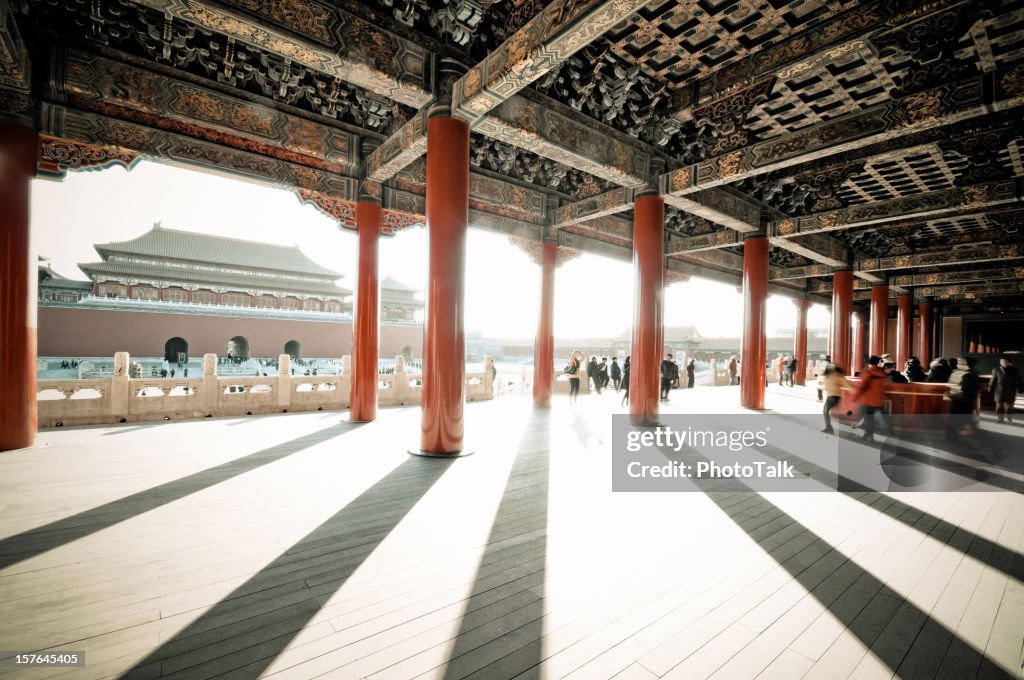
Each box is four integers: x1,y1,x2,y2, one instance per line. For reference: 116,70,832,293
37,353,493,427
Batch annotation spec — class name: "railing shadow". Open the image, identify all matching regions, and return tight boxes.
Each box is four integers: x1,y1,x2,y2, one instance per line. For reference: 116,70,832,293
0,422,364,570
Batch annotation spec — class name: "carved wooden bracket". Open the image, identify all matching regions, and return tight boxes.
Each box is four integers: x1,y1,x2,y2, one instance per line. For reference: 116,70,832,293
37,135,140,179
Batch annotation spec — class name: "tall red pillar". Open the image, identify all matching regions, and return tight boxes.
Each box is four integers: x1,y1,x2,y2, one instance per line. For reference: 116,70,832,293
830,270,853,375
629,195,664,425
0,122,38,452
793,298,809,386
418,115,469,455
740,236,768,409
350,201,381,422
853,310,869,373
870,282,889,357
533,242,556,407
896,293,913,368
918,300,932,366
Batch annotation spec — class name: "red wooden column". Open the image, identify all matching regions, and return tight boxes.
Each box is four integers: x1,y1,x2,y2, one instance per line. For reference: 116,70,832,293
870,282,889,357
533,242,556,407
793,298,809,386
629,194,664,425
853,309,869,372
918,299,932,366
830,270,853,374
418,115,470,455
896,293,913,368
350,200,381,422
740,235,768,409
0,122,39,451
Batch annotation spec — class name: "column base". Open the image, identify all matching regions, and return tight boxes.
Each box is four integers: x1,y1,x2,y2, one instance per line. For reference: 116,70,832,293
408,448,474,458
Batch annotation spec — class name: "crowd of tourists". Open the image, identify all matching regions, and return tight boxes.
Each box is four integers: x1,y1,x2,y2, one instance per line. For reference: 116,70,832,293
819,353,1021,442
562,351,697,406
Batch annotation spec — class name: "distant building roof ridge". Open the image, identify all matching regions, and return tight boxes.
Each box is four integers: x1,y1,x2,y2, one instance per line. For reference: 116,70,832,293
94,223,343,279
381,275,419,292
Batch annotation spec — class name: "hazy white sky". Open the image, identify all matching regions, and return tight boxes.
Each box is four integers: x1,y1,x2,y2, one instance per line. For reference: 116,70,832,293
32,160,829,338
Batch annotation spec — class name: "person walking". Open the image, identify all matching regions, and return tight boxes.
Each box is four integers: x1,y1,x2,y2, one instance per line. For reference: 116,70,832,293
990,356,1020,423
599,357,610,390
946,357,981,439
565,351,582,403
588,356,602,394
686,359,695,389
727,355,738,385
821,365,851,434
660,354,676,401
621,356,631,407
853,356,891,443
777,355,787,385
786,357,798,387
611,357,622,391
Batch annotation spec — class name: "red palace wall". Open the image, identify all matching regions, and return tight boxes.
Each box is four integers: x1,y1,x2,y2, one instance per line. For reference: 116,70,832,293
38,307,423,359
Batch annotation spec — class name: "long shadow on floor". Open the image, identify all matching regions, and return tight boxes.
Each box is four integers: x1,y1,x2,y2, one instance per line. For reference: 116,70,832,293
663,442,1019,679
121,455,454,679
439,409,551,680
750,438,1023,583
0,422,363,570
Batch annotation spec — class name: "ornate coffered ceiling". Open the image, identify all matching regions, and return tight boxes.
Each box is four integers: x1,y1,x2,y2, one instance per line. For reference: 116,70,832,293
6,0,1024,307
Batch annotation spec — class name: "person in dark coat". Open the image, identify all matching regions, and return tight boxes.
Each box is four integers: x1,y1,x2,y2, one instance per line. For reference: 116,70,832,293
785,358,798,387
884,362,908,383
926,358,951,383
990,357,1021,423
621,356,631,407
599,357,610,389
660,354,676,400
588,356,601,394
686,359,695,389
946,357,981,439
611,357,622,391
905,357,927,382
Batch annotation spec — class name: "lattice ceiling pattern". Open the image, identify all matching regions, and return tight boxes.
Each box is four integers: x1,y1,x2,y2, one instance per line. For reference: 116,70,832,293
955,2,1024,72
745,47,911,140
836,146,967,205
601,0,860,89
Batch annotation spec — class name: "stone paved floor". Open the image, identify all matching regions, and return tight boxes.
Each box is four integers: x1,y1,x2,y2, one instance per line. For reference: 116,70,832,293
0,385,1021,679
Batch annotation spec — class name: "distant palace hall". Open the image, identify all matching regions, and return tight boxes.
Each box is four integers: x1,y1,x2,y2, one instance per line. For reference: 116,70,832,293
37,224,423,360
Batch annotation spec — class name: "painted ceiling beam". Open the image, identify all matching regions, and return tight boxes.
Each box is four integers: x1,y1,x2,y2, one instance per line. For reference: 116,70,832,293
552,187,636,227
857,243,1024,272
451,0,658,126
126,0,434,108
661,62,1024,197
474,95,651,187
665,230,740,255
769,232,850,268
768,179,1024,238
662,188,762,234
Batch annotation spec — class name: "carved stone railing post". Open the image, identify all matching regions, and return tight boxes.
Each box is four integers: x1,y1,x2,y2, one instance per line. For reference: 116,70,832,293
201,353,218,414
393,355,409,396
484,356,496,398
341,355,352,377
277,354,291,409
111,352,130,418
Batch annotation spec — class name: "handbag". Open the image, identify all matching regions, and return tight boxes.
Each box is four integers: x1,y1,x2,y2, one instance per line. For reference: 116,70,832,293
565,363,578,375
